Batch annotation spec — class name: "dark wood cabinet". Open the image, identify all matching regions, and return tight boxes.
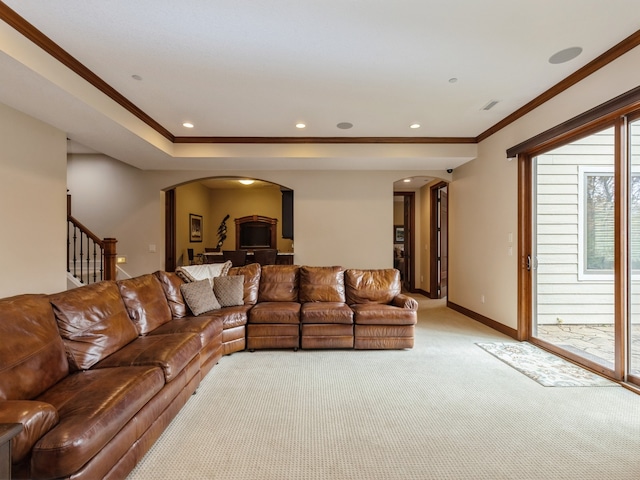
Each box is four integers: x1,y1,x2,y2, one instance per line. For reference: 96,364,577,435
235,215,278,250
203,252,293,265
281,189,294,240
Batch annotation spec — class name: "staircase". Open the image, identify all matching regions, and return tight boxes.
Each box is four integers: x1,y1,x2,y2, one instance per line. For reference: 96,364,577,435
67,194,117,285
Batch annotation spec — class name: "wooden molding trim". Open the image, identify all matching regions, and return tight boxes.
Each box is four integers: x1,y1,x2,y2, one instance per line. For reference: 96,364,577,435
517,154,532,342
173,136,476,144
506,85,640,158
0,2,175,142
414,288,430,297
3,2,639,147
477,29,640,143
447,301,518,340
0,4,476,147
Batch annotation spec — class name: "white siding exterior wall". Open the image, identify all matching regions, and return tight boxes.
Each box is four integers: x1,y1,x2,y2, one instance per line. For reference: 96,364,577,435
535,129,615,325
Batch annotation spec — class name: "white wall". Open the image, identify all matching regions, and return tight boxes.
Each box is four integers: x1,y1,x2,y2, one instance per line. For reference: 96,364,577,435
449,45,640,330
65,162,450,278
67,155,165,277
0,102,67,296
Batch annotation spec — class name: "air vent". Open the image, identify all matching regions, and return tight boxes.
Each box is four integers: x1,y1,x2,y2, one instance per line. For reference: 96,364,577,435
481,100,499,111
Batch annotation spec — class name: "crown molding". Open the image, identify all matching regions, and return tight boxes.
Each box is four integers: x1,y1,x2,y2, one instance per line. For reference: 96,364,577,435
2,2,639,147
173,136,477,144
477,28,640,143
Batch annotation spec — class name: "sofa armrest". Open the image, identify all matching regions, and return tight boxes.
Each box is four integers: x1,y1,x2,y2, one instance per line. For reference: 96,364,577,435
0,400,59,463
392,294,418,310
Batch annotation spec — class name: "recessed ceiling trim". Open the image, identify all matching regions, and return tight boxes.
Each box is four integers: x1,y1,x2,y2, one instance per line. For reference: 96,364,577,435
2,3,639,147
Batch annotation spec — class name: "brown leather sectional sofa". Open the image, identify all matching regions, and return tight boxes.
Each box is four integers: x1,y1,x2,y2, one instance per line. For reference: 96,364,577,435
0,264,417,479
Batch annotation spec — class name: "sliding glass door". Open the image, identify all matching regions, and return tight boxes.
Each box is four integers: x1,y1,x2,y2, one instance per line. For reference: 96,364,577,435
629,117,640,379
532,127,617,374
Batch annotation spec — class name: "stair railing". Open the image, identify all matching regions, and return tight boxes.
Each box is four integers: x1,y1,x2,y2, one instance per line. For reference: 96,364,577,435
67,194,117,284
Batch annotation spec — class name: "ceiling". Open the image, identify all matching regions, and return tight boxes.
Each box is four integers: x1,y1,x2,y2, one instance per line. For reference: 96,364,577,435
1,1,639,172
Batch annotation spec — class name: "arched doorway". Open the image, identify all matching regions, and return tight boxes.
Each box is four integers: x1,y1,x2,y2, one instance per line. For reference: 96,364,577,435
164,176,293,271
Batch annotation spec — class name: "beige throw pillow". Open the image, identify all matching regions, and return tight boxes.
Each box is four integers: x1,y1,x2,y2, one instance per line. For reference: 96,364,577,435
213,275,245,307
180,279,221,315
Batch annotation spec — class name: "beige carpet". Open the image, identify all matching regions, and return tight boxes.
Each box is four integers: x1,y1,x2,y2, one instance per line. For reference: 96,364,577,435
128,297,640,479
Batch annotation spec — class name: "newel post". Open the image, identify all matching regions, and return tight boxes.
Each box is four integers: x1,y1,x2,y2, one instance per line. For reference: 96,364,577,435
103,238,118,280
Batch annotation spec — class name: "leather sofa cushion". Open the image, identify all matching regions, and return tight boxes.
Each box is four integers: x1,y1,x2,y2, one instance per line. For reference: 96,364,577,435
351,303,417,325
206,304,251,329
0,400,59,463
299,266,346,303
301,302,353,324
258,265,299,302
250,302,301,324
33,366,164,479
154,270,188,318
345,269,401,305
228,263,261,305
50,281,139,371
0,294,69,400
118,274,173,335
149,315,223,348
301,323,353,337
93,333,201,383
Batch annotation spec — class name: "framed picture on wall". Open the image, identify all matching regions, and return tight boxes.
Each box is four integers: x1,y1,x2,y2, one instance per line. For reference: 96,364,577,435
190,214,203,242
394,225,404,243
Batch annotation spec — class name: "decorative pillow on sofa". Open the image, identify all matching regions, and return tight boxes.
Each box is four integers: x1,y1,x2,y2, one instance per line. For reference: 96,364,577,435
213,275,245,307
175,261,232,285
180,279,221,315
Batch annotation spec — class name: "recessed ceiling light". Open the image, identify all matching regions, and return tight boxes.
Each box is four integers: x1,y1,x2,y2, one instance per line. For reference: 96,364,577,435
239,179,255,185
403,178,412,183
337,122,353,130
549,46,583,64
296,123,306,129
410,123,421,129
448,77,458,83
182,122,194,128
131,74,142,81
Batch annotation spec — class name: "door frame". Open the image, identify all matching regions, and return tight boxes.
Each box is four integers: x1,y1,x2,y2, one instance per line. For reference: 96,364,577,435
517,122,624,381
164,188,176,272
430,181,448,299
393,191,415,292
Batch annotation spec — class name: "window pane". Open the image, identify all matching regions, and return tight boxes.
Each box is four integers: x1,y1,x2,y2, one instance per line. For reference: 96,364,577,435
585,174,614,271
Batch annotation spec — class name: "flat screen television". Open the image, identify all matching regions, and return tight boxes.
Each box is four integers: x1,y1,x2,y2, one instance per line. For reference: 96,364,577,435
239,222,272,248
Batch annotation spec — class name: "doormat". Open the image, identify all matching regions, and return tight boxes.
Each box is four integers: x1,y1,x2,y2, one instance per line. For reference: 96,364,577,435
476,342,619,387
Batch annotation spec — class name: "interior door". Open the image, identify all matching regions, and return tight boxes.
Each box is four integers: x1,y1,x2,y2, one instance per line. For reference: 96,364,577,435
393,191,415,292
439,187,448,298
403,195,412,291
430,182,448,299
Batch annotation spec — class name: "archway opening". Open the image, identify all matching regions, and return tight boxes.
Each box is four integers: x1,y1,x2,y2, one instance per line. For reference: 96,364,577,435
164,176,293,271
